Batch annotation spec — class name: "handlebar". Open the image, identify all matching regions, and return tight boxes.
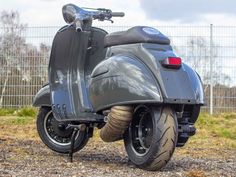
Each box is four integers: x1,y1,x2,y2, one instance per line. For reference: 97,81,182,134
62,4,125,31
62,4,125,23
111,12,125,17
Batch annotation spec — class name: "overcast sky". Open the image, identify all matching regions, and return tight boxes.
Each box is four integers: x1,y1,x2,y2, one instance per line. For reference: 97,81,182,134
0,0,236,26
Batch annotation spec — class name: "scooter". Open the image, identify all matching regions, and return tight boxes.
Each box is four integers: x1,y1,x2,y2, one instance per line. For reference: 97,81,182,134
33,4,204,171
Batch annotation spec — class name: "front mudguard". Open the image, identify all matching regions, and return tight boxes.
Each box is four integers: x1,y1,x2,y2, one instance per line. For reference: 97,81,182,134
32,84,51,107
89,55,163,111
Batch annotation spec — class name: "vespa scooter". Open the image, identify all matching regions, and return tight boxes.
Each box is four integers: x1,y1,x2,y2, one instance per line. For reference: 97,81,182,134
33,4,204,170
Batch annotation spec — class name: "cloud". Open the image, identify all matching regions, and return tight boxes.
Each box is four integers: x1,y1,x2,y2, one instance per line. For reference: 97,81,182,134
139,0,236,23
1,0,235,26
0,0,144,26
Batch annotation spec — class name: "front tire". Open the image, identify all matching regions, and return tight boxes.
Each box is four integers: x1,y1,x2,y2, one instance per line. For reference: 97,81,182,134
124,106,178,171
36,107,90,154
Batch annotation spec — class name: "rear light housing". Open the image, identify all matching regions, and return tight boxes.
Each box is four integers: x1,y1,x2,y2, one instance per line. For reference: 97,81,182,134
162,57,182,69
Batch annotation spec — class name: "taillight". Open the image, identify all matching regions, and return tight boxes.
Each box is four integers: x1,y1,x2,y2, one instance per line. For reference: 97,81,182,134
162,57,182,69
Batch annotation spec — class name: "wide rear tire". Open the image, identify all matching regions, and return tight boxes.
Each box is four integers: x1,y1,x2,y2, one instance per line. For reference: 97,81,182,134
124,106,178,171
36,107,90,154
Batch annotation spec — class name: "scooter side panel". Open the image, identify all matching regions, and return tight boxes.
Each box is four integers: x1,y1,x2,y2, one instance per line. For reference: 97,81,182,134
89,55,163,111
106,43,204,105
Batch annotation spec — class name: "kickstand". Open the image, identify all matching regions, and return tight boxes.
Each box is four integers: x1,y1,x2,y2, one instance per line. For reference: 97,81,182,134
69,127,79,163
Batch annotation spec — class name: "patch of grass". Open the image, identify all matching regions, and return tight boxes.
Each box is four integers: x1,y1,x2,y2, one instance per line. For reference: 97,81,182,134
0,107,37,117
0,116,35,125
0,108,16,116
6,116,35,125
15,107,37,117
188,112,236,148
224,113,236,120
0,107,37,126
216,129,236,140
197,112,236,140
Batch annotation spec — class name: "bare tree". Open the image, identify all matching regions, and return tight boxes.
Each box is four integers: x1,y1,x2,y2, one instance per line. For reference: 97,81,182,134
0,10,51,107
0,11,27,107
184,36,233,112
186,36,231,86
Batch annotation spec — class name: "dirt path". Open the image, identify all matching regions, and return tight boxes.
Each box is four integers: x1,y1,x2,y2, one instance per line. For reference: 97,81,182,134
0,137,235,177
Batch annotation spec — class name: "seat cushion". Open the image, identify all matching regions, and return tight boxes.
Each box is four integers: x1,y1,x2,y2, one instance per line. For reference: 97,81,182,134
104,26,170,47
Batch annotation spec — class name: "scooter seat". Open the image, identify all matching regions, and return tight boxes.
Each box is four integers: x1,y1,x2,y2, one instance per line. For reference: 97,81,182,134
104,26,170,47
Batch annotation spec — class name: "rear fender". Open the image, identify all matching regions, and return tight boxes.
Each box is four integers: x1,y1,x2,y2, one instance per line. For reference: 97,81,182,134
89,55,163,111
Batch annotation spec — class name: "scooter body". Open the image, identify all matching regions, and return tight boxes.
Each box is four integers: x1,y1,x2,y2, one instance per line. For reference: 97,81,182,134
33,25,204,119
33,4,204,171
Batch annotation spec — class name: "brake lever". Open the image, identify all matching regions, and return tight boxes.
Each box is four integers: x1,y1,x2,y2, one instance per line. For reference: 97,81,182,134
97,8,110,12
107,19,114,23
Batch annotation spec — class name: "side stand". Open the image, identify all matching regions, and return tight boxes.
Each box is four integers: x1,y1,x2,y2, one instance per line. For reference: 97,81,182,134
69,127,79,163
68,124,86,162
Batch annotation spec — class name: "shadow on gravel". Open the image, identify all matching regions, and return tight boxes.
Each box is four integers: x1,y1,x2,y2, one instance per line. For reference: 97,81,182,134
78,152,128,165
77,150,180,172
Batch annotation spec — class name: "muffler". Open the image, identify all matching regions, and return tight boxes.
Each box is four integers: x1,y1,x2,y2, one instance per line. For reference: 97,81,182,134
100,106,133,142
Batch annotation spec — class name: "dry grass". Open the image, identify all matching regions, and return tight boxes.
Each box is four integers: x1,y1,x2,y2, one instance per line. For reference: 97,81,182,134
186,170,207,177
0,110,235,148
0,116,38,141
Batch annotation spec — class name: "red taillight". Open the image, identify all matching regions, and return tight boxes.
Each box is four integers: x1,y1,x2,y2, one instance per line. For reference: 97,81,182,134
162,57,182,69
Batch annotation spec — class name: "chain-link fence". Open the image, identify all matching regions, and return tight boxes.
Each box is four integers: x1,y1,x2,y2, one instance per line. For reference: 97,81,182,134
0,25,236,113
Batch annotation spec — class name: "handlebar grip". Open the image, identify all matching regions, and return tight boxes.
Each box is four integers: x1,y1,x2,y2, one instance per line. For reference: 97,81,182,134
111,12,125,17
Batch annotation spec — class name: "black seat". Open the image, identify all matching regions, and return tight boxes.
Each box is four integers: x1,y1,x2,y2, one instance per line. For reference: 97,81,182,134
104,26,170,47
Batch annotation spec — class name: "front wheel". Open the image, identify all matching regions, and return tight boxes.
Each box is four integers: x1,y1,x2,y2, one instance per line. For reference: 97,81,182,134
36,107,90,154
124,106,178,171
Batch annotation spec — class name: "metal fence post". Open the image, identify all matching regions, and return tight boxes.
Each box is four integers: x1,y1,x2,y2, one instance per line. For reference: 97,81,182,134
210,24,213,115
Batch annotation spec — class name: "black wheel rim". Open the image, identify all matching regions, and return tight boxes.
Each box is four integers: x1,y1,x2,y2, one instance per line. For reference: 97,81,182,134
44,111,78,146
130,107,154,156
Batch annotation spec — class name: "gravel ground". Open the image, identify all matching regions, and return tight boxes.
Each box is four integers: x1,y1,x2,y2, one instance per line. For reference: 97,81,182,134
0,137,235,177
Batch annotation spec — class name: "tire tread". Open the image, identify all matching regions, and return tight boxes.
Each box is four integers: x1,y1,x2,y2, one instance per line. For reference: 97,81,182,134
124,106,178,171
147,108,177,170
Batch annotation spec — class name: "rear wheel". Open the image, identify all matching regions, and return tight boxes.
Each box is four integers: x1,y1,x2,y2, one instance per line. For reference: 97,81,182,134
124,106,177,171
36,107,90,154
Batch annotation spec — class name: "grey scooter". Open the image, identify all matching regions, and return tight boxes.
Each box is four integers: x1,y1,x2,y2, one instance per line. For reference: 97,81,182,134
33,4,204,171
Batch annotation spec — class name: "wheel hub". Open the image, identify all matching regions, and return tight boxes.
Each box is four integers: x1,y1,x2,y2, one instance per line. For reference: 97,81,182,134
131,107,154,155
44,111,76,145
